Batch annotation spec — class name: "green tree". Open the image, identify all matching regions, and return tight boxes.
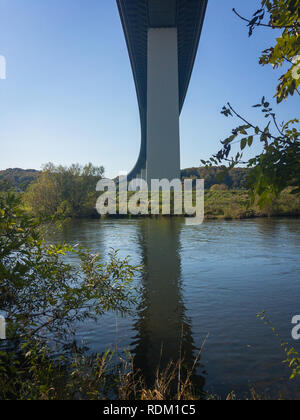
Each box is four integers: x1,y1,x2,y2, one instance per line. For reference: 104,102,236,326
24,163,104,218
0,192,137,343
0,192,138,399
0,169,40,192
210,184,229,191
0,179,12,192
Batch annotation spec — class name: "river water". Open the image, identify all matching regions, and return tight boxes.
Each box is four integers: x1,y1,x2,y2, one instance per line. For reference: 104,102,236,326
51,217,300,398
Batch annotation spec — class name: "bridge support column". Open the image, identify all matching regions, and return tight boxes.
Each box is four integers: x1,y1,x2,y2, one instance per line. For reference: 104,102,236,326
146,28,180,188
141,168,146,181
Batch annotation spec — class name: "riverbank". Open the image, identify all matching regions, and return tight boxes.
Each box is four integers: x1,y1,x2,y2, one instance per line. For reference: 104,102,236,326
11,163,299,220
204,189,300,220
16,187,300,220
98,189,300,220
3,193,300,400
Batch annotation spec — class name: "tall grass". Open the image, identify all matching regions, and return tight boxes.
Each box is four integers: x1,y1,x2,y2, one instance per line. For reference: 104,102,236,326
109,189,300,220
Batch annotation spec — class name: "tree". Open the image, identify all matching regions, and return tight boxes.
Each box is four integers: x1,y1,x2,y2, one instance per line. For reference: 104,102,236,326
0,192,138,399
0,179,12,192
0,193,137,344
210,184,229,191
0,169,40,192
202,1,300,206
24,163,105,218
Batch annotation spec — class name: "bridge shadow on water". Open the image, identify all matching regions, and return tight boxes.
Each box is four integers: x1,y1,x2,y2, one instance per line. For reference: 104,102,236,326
130,218,206,396
50,217,207,396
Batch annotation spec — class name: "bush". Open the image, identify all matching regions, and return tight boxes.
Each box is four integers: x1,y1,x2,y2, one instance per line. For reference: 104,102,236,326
0,192,138,399
24,163,104,218
210,184,229,191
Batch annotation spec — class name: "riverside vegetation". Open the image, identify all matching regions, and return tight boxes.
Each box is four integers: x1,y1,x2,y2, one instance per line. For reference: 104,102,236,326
1,163,300,220
1,191,300,400
0,165,299,399
1,192,219,400
1,0,299,400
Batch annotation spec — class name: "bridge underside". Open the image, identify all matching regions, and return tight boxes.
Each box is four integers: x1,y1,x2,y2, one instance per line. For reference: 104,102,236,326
117,0,208,183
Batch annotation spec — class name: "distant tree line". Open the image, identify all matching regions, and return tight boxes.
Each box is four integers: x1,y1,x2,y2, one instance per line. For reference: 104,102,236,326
0,164,299,219
0,168,40,191
0,166,250,194
181,167,250,190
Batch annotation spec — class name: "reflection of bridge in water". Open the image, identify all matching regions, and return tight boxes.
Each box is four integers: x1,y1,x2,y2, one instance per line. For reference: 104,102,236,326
55,218,206,394
114,2,208,389
131,218,206,393
117,0,208,185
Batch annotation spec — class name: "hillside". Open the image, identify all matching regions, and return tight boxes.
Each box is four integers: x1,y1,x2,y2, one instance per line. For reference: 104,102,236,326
181,167,249,190
0,168,41,191
0,166,249,191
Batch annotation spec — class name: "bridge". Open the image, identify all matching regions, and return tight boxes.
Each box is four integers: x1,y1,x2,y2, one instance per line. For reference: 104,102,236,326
117,0,208,185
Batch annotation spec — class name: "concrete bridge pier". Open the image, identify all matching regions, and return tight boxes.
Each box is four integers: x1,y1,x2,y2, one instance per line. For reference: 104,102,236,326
146,27,181,186
117,0,208,187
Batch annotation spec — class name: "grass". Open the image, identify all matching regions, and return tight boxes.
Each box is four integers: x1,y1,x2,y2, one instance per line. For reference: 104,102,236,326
204,188,300,220
104,189,300,220
205,190,252,219
1,345,291,400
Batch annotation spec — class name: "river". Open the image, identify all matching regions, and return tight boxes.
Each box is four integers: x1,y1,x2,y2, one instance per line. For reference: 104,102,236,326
50,217,300,399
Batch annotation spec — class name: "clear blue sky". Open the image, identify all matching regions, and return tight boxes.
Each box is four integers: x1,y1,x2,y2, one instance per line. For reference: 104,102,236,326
0,0,298,178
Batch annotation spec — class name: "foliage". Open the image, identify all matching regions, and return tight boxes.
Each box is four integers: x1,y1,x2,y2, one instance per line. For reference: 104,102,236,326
24,163,104,218
257,311,300,381
0,179,12,193
0,192,140,399
112,189,300,218
0,343,206,400
0,192,137,343
202,2,300,207
181,167,249,190
0,168,40,192
204,188,300,219
0,325,206,400
203,101,300,207
210,184,228,191
233,0,300,102
0,344,119,400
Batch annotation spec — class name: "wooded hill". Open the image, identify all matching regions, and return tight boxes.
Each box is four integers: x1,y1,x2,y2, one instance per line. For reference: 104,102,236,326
0,168,41,191
0,166,250,191
181,167,249,189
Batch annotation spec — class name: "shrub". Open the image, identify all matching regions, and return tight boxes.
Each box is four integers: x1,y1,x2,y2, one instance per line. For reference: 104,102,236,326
210,184,229,191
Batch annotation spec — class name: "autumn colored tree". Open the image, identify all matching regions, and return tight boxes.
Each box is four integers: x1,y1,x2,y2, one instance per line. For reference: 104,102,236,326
24,163,104,218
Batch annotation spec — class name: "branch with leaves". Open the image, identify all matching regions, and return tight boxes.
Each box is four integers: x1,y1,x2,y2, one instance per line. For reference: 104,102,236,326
233,0,300,102
0,193,139,346
202,2,300,208
201,99,300,207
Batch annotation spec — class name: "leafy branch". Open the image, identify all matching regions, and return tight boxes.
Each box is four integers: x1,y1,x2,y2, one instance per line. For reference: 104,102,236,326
201,99,300,207
0,193,139,346
257,311,300,381
233,0,300,102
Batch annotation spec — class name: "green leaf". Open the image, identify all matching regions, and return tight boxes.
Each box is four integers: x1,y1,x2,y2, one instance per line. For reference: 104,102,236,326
241,138,247,150
248,136,254,147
